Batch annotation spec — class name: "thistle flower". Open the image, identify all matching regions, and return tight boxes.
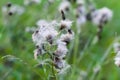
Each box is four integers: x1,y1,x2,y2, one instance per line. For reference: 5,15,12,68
91,7,113,40
32,11,74,73
54,57,66,69
32,24,58,46
54,41,68,58
2,3,25,16
2,3,25,25
58,0,71,13
92,7,113,26
60,20,73,30
60,32,74,44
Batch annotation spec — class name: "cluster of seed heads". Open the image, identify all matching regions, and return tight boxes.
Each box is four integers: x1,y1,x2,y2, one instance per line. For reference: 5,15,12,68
76,0,113,40
32,11,74,72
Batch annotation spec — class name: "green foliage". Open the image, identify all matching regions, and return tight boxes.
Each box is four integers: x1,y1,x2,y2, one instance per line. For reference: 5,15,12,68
0,0,120,80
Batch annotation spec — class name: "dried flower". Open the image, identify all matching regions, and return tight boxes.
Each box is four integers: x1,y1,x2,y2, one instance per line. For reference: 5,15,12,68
54,41,68,58
92,7,113,26
32,11,74,73
58,0,71,13
2,4,25,16
60,32,74,44
54,57,66,69
60,20,72,30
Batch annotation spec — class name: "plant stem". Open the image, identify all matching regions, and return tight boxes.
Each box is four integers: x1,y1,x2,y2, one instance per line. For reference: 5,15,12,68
51,62,57,80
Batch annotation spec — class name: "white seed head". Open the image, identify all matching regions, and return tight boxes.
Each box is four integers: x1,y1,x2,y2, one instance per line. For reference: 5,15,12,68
32,23,58,46
54,41,68,58
32,19,74,71
60,33,74,44
9,5,25,15
59,0,70,12
54,58,66,69
2,4,24,16
92,7,113,26
60,20,73,30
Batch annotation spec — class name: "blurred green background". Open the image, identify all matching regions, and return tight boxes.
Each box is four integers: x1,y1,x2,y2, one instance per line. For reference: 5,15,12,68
0,0,120,80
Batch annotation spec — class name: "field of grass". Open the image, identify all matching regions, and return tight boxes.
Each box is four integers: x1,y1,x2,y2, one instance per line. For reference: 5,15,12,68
0,0,120,80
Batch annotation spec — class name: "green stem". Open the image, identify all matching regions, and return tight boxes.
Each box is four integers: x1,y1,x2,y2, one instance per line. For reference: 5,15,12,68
51,62,57,80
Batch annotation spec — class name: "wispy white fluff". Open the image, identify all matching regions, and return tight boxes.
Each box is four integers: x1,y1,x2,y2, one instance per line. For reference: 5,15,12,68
54,41,68,58
32,18,74,72
2,4,25,15
32,24,58,45
54,59,66,69
92,7,113,26
58,0,70,12
60,20,73,29
60,32,74,43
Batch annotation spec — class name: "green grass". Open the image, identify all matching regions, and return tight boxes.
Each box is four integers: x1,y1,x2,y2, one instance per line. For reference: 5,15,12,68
0,0,120,80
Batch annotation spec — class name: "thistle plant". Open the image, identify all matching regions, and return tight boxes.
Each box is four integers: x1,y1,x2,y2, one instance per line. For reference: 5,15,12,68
2,2,24,16
86,1,113,40
2,2,25,26
91,7,113,40
58,0,71,13
32,11,74,76
75,0,113,40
